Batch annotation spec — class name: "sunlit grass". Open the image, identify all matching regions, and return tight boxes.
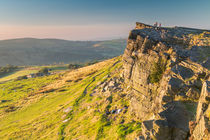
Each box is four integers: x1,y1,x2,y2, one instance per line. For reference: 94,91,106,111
0,56,140,139
0,69,38,82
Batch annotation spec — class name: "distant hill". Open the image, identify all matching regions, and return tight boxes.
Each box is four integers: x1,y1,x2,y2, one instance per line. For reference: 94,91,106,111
0,38,126,66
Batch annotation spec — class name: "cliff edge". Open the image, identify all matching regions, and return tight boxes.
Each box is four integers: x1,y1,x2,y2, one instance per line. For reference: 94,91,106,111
123,22,210,139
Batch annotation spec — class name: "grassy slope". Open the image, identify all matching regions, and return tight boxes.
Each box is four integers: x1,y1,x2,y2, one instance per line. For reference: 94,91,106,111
0,68,38,83
0,65,69,83
0,56,141,140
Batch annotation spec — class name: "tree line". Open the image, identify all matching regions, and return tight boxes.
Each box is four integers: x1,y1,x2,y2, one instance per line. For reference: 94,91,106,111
0,65,17,77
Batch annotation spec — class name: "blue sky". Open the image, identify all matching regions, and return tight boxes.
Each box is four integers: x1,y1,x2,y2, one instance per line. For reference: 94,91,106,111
0,0,209,40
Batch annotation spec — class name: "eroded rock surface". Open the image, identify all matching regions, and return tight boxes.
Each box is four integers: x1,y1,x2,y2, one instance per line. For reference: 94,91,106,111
123,22,210,140
190,81,210,140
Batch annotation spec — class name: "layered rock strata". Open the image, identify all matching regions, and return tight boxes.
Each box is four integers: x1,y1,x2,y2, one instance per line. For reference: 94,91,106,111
123,22,210,139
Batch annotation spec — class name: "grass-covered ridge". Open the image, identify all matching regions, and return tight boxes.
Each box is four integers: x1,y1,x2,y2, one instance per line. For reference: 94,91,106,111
0,56,141,140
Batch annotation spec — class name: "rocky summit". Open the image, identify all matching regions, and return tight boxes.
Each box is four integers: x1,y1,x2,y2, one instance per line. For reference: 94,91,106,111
123,22,210,139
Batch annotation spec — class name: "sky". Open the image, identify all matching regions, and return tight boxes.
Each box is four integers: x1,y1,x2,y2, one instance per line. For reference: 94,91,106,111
0,0,209,40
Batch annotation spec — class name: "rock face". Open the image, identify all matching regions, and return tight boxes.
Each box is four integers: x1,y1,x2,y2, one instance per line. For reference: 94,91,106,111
136,22,153,29
190,81,210,140
123,22,210,139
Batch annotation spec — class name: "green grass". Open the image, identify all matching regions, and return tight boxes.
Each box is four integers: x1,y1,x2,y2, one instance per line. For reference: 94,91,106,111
117,121,141,139
49,66,68,71
58,58,123,140
0,56,139,140
0,76,85,139
0,65,69,83
149,59,166,84
95,114,111,140
0,68,39,83
0,75,57,102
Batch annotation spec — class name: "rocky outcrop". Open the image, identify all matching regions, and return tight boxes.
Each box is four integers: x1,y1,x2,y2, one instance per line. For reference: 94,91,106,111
136,22,153,29
123,22,210,139
190,81,210,140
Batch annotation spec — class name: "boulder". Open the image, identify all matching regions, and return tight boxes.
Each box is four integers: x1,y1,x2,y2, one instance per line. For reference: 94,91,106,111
172,65,194,80
63,107,72,113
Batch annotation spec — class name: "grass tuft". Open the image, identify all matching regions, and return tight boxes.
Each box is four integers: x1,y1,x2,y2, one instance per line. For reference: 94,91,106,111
117,121,141,139
149,59,166,84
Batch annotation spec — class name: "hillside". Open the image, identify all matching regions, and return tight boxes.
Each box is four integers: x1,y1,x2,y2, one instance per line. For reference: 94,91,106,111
0,22,210,140
0,38,126,66
0,57,137,139
0,65,69,83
